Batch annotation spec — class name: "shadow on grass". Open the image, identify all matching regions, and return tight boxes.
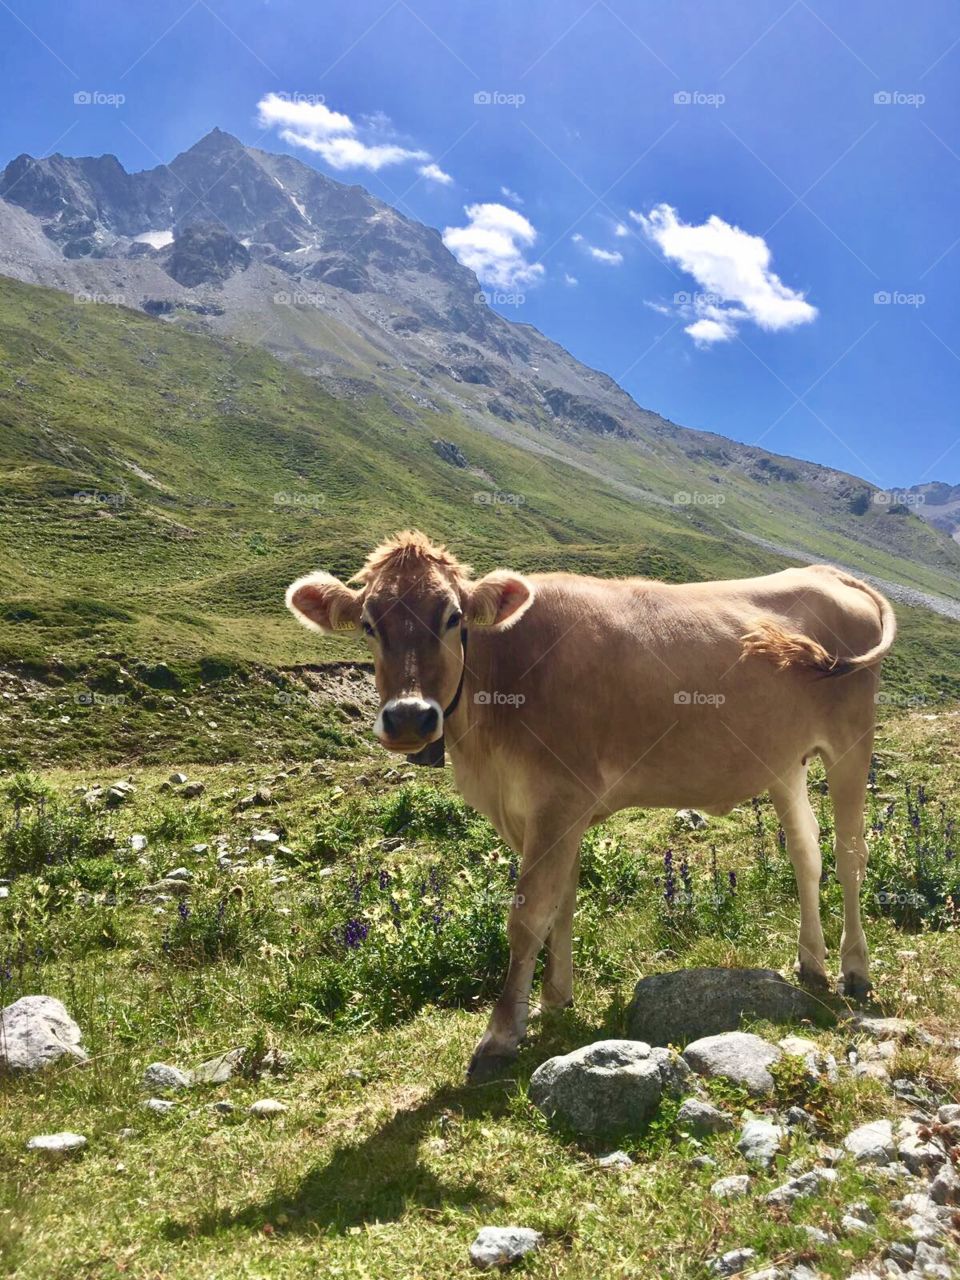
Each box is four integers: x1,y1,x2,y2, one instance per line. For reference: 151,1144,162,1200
162,1009,604,1241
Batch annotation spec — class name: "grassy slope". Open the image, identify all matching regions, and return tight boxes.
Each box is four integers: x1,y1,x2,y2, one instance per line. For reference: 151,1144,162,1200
2,712,959,1278
0,274,958,769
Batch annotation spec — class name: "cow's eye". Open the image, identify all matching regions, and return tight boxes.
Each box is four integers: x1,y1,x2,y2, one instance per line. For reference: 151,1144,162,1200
362,620,376,638
446,611,463,630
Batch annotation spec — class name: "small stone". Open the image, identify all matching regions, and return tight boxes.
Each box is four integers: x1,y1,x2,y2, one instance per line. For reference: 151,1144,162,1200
788,1267,820,1280
936,1104,960,1124
690,1154,717,1170
194,1048,245,1085
883,1241,915,1267
708,1247,756,1276
251,829,280,847
764,1168,837,1205
846,1013,913,1040
683,1032,781,1096
844,1119,895,1165
785,1106,818,1133
929,1161,958,1205
143,1098,175,1113
675,808,707,829
249,1098,287,1118
914,1241,947,1271
26,1132,86,1154
898,1132,945,1174
142,1062,193,1092
209,1101,235,1114
711,1174,751,1200
469,1226,542,1269
841,1214,875,1235
163,867,192,882
181,782,205,798
676,1098,733,1137
169,772,188,784
597,1150,633,1171
737,1117,784,1168
848,1200,876,1223
130,834,148,852
117,1128,137,1140
800,1225,835,1247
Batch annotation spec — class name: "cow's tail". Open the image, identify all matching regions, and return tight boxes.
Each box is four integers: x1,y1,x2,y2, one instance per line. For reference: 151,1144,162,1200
741,572,896,677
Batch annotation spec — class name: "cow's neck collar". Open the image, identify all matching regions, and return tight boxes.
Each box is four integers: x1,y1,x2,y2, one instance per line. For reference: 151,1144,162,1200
405,627,468,768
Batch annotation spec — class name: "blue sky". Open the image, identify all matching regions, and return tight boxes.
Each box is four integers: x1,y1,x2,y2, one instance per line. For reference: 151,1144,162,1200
2,0,959,489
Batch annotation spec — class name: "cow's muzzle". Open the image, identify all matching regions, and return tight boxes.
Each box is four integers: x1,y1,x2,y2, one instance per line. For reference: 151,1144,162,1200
374,697,442,752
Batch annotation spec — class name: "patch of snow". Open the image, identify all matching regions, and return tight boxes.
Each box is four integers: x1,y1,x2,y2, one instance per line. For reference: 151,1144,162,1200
133,229,174,249
290,196,309,222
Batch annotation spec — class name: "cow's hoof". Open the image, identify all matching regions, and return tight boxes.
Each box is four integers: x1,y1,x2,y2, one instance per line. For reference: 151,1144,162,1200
840,973,872,1000
796,963,830,992
466,1051,517,1084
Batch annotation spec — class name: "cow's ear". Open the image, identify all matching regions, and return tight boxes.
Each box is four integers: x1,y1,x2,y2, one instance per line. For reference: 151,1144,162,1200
285,572,363,634
466,571,534,630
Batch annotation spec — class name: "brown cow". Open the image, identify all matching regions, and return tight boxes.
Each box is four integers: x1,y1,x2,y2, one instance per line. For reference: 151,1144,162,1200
286,531,896,1081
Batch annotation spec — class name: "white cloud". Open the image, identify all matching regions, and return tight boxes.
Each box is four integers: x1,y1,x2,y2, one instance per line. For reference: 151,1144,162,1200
419,162,453,185
442,202,545,289
632,203,817,345
588,246,623,265
564,273,579,286
500,185,523,204
258,92,432,173
614,222,629,238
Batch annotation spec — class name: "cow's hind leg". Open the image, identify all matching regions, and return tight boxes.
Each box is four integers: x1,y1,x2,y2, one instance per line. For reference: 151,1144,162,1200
539,848,580,1012
769,764,828,988
468,817,585,1083
824,737,873,997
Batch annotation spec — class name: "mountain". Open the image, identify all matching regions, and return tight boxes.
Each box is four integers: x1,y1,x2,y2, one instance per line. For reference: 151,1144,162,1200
0,127,959,632
903,482,960,543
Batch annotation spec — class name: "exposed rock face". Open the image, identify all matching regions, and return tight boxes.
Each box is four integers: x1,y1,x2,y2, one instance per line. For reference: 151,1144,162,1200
163,223,250,286
0,995,87,1072
626,967,821,1046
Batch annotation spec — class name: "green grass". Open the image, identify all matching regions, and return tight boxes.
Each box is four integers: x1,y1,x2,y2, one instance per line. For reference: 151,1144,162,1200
2,710,960,1278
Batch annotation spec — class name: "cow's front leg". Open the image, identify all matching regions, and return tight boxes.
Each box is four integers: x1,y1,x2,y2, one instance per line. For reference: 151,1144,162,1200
468,823,584,1083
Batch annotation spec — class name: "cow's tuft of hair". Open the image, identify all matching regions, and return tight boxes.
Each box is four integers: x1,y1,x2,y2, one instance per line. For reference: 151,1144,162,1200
740,618,843,674
350,529,471,585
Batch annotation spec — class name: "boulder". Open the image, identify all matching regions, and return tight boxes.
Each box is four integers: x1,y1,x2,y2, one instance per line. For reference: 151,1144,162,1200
469,1226,542,1269
843,1118,895,1165
626,967,820,1047
142,1062,193,1092
683,1032,782,1096
528,1040,664,1137
0,995,87,1072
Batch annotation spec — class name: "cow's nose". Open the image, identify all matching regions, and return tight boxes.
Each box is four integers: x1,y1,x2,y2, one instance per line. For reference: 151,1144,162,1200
379,697,440,742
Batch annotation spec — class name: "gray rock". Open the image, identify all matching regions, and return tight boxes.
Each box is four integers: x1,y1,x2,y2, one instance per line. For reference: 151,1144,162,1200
690,1154,717,1170
846,1013,913,1040
884,1241,915,1268
528,1040,663,1137
785,1106,818,1133
469,1226,542,1269
751,1271,786,1280
711,1174,751,1200
737,1118,784,1168
194,1047,245,1084
914,1241,948,1271
626,967,820,1046
800,1225,836,1247
647,1045,694,1097
597,1150,633,1171
208,1100,235,1114
163,867,192,882
142,1062,193,1092
25,1131,87,1154
675,808,707,829
903,1211,946,1244
788,1267,821,1280
249,1098,286,1117
841,1214,876,1235
898,1133,945,1174
929,1161,958,1205
143,1098,175,1113
708,1248,756,1276
140,878,192,897
937,1104,960,1124
764,1167,837,1205
683,1031,782,1096
844,1119,895,1165
0,995,87,1072
169,772,188,784
676,1098,733,1137
181,782,205,798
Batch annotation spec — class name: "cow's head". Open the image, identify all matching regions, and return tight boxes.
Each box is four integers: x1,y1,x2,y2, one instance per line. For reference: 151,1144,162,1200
285,531,534,755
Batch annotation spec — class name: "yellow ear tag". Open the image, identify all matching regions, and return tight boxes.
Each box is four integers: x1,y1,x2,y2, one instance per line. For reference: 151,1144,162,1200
334,618,357,631
474,609,494,627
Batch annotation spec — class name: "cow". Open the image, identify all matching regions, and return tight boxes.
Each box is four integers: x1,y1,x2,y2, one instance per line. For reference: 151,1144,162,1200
286,530,896,1081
